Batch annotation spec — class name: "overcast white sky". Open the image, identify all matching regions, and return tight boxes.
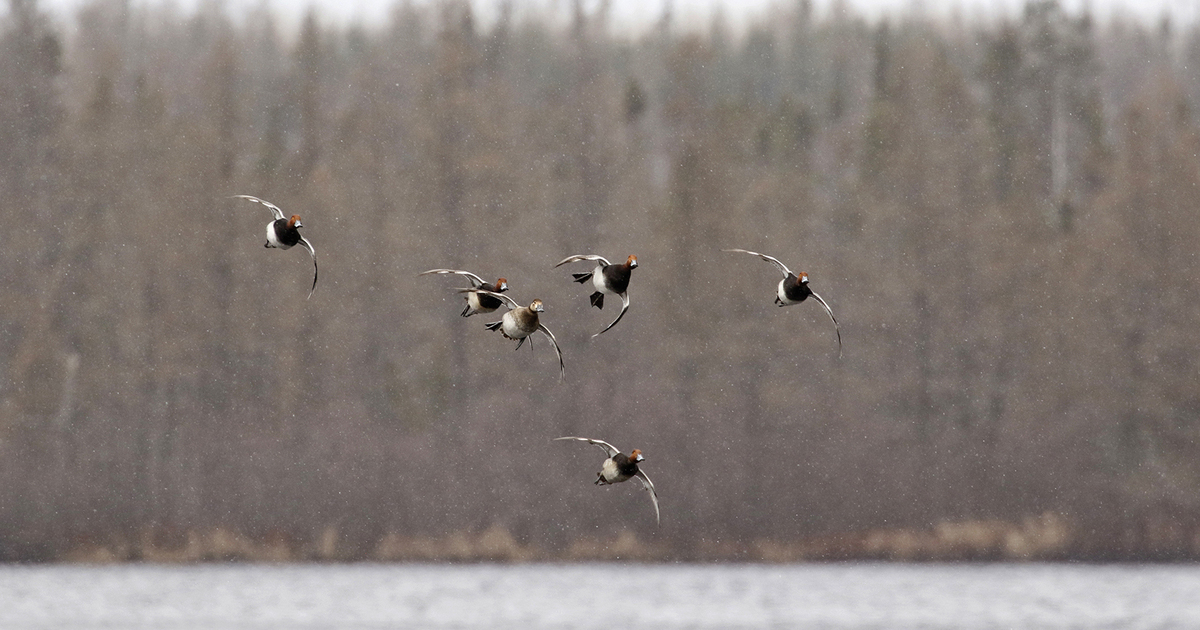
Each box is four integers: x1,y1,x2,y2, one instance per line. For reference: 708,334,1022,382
31,0,1200,34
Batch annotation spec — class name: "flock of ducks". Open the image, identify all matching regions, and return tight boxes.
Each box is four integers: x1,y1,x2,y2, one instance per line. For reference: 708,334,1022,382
235,195,843,526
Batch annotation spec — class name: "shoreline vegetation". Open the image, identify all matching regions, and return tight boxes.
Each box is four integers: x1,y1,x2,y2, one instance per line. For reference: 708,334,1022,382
42,513,1200,564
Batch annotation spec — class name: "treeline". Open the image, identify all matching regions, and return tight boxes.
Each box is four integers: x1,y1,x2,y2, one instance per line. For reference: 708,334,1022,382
1,0,1199,561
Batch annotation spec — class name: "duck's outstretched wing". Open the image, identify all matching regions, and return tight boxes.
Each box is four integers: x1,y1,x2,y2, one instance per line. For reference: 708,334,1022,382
554,436,619,458
233,194,285,221
722,248,792,277
635,470,661,525
809,289,842,357
462,289,519,311
555,254,611,268
592,292,630,338
538,324,566,382
420,268,485,288
298,236,318,300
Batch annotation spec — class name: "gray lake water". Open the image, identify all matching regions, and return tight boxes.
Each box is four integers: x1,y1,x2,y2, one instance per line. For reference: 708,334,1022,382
0,562,1197,629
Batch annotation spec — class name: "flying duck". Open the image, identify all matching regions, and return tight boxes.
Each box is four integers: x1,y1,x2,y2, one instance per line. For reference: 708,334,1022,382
420,268,509,317
554,436,659,525
723,248,841,354
470,290,565,381
233,195,318,299
554,254,638,337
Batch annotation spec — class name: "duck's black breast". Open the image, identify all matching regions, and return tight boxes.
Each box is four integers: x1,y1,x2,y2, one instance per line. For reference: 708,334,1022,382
782,274,812,302
273,218,302,247
602,264,633,294
613,453,640,478
476,285,504,309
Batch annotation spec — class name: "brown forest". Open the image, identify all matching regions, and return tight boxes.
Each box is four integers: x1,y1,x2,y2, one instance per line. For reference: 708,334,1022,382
2,0,1200,562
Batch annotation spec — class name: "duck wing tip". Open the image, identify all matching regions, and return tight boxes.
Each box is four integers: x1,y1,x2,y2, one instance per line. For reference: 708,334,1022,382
556,254,610,268
724,248,791,276
233,194,285,220
555,436,619,457
419,269,485,286
591,296,630,338
636,471,660,524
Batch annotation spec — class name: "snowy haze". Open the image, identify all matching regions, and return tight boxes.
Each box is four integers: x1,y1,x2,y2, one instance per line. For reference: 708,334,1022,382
6,0,1200,564
31,0,1200,32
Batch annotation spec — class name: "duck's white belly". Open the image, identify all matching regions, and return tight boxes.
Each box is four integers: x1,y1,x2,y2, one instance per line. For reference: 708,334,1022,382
591,265,609,294
466,290,483,312
600,458,630,484
266,223,291,249
776,279,797,305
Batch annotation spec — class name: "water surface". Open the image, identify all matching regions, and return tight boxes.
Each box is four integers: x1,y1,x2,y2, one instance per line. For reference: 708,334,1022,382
1,562,1197,629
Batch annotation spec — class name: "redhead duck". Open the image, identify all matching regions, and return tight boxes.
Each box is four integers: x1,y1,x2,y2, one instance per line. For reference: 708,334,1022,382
554,436,659,524
724,248,841,354
420,268,510,317
234,195,318,299
554,254,638,337
470,290,565,381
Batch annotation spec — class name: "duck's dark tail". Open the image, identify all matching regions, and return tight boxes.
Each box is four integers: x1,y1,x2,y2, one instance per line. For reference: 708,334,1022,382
589,292,605,309
571,272,593,284
484,321,503,331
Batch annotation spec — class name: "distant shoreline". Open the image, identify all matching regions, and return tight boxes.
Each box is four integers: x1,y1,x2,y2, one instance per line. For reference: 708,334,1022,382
7,513,1193,564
